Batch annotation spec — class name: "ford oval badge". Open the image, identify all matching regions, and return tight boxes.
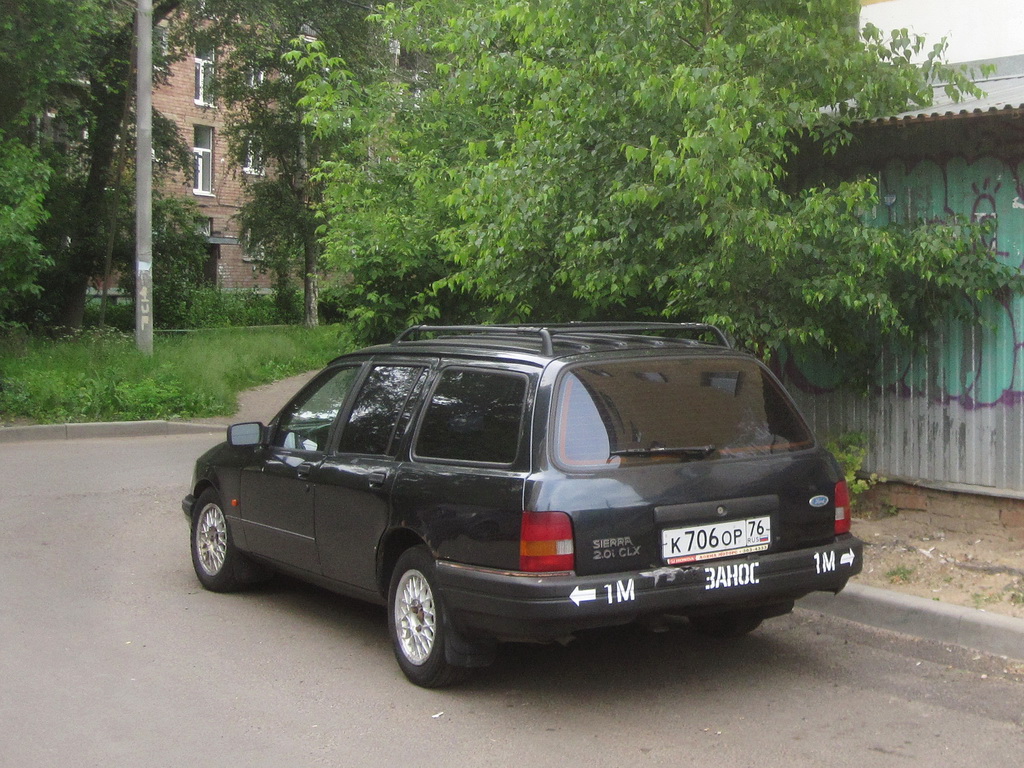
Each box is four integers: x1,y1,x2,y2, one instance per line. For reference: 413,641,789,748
809,494,829,508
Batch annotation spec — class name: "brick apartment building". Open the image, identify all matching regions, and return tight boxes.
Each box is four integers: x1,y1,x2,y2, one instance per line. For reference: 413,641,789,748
152,30,271,292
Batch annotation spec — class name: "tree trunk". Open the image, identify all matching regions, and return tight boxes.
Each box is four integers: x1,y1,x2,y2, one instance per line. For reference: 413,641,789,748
50,1,183,329
58,274,91,329
60,28,133,328
303,233,320,328
297,129,319,328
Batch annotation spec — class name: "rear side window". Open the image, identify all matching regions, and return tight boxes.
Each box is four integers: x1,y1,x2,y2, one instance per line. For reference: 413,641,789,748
415,369,528,464
554,357,812,468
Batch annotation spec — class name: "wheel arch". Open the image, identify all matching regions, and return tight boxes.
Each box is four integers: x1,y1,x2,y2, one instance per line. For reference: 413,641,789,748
377,528,429,597
188,479,218,518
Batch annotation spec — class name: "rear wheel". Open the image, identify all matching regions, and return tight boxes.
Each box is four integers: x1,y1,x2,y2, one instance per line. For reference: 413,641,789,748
388,547,469,688
190,488,265,592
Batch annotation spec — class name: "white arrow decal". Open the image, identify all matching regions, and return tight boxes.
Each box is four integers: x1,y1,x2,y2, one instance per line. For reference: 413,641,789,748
570,586,597,606
840,549,856,568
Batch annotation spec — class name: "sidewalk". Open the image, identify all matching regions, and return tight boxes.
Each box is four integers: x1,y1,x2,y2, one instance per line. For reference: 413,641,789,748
801,584,1024,660
2,369,1022,662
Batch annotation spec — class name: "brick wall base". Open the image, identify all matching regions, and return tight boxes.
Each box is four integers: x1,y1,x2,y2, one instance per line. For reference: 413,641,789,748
859,481,1024,540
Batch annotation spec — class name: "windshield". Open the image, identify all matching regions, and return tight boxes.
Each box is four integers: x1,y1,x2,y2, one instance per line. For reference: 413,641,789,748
553,357,813,468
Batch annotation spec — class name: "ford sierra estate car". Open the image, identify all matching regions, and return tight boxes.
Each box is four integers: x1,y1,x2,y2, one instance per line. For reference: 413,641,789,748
183,323,863,687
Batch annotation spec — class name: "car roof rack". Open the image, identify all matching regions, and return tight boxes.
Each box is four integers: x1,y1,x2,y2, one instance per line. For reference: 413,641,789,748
393,322,730,356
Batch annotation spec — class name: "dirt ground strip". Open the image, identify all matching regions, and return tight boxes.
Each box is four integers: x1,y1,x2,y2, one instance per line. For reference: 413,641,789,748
851,483,1024,620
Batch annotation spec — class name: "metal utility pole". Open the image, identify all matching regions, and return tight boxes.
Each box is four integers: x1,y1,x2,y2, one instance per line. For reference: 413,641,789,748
135,0,154,354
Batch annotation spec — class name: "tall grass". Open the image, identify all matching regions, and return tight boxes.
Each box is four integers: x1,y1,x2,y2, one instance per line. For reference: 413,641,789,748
0,325,351,424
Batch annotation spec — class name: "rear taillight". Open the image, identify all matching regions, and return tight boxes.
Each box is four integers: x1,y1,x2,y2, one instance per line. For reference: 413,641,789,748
834,480,851,535
520,511,575,572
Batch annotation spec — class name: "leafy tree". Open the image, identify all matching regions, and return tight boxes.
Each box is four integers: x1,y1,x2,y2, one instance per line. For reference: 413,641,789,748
0,0,185,327
304,0,1019,369
0,134,51,316
175,0,379,327
1,0,108,319
0,0,110,131
296,15,495,342
149,194,211,329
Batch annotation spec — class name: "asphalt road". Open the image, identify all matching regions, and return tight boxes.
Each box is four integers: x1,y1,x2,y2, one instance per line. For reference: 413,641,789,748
2,433,1023,768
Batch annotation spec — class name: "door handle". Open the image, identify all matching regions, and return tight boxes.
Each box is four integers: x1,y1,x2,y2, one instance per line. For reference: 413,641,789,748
296,462,314,479
368,470,388,488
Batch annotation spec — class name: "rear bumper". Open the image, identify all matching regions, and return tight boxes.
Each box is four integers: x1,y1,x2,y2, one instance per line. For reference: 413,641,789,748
436,535,863,642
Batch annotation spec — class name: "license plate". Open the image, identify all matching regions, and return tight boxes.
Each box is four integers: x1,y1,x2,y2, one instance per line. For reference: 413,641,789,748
661,516,771,564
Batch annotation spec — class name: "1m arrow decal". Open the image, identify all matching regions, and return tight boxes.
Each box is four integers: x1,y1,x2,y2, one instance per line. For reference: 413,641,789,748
570,586,597,606
570,580,636,606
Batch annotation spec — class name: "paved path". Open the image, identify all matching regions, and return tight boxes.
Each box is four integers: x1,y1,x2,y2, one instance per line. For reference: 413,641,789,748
197,369,319,426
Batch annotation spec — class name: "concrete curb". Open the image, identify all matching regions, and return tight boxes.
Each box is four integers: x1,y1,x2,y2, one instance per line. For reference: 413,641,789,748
0,420,224,443
799,582,1024,660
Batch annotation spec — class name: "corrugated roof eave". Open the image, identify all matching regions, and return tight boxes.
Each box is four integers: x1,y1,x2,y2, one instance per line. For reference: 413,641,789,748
862,74,1024,125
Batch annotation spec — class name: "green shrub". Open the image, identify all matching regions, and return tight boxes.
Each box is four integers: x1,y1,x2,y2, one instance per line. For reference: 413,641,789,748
171,286,284,329
82,299,134,332
83,287,304,332
826,431,882,505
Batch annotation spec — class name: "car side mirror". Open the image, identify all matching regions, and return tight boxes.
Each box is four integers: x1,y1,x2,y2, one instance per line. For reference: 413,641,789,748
227,421,265,447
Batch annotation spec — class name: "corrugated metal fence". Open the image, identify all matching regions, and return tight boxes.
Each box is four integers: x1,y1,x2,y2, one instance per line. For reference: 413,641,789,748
783,155,1024,495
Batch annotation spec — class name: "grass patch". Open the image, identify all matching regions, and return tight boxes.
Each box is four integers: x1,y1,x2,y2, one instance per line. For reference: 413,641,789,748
1007,581,1024,606
876,503,899,519
0,325,351,424
971,591,1001,608
886,565,915,584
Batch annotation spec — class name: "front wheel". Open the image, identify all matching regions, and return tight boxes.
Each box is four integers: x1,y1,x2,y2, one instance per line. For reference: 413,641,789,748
190,488,265,592
388,547,469,688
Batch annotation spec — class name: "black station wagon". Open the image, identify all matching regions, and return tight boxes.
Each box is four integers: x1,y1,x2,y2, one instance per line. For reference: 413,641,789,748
183,323,863,687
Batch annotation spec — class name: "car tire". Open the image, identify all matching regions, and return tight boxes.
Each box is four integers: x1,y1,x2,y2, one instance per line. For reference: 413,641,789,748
388,546,469,688
688,609,764,638
190,488,265,592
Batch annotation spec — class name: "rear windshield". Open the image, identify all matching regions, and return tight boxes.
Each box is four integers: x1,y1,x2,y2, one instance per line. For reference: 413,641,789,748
553,356,813,468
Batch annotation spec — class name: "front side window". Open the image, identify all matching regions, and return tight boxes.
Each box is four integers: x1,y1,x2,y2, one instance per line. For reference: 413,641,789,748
554,357,813,468
193,125,213,194
273,366,361,452
337,365,426,455
415,369,528,465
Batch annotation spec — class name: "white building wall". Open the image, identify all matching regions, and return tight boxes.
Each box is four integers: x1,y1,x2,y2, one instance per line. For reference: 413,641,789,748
861,0,1024,63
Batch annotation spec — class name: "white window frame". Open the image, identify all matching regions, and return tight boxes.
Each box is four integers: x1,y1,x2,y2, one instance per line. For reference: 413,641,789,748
242,140,265,176
247,68,266,88
193,125,214,195
194,46,215,106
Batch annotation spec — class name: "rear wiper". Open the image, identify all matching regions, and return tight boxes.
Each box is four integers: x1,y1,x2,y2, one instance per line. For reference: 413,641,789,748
610,444,716,459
